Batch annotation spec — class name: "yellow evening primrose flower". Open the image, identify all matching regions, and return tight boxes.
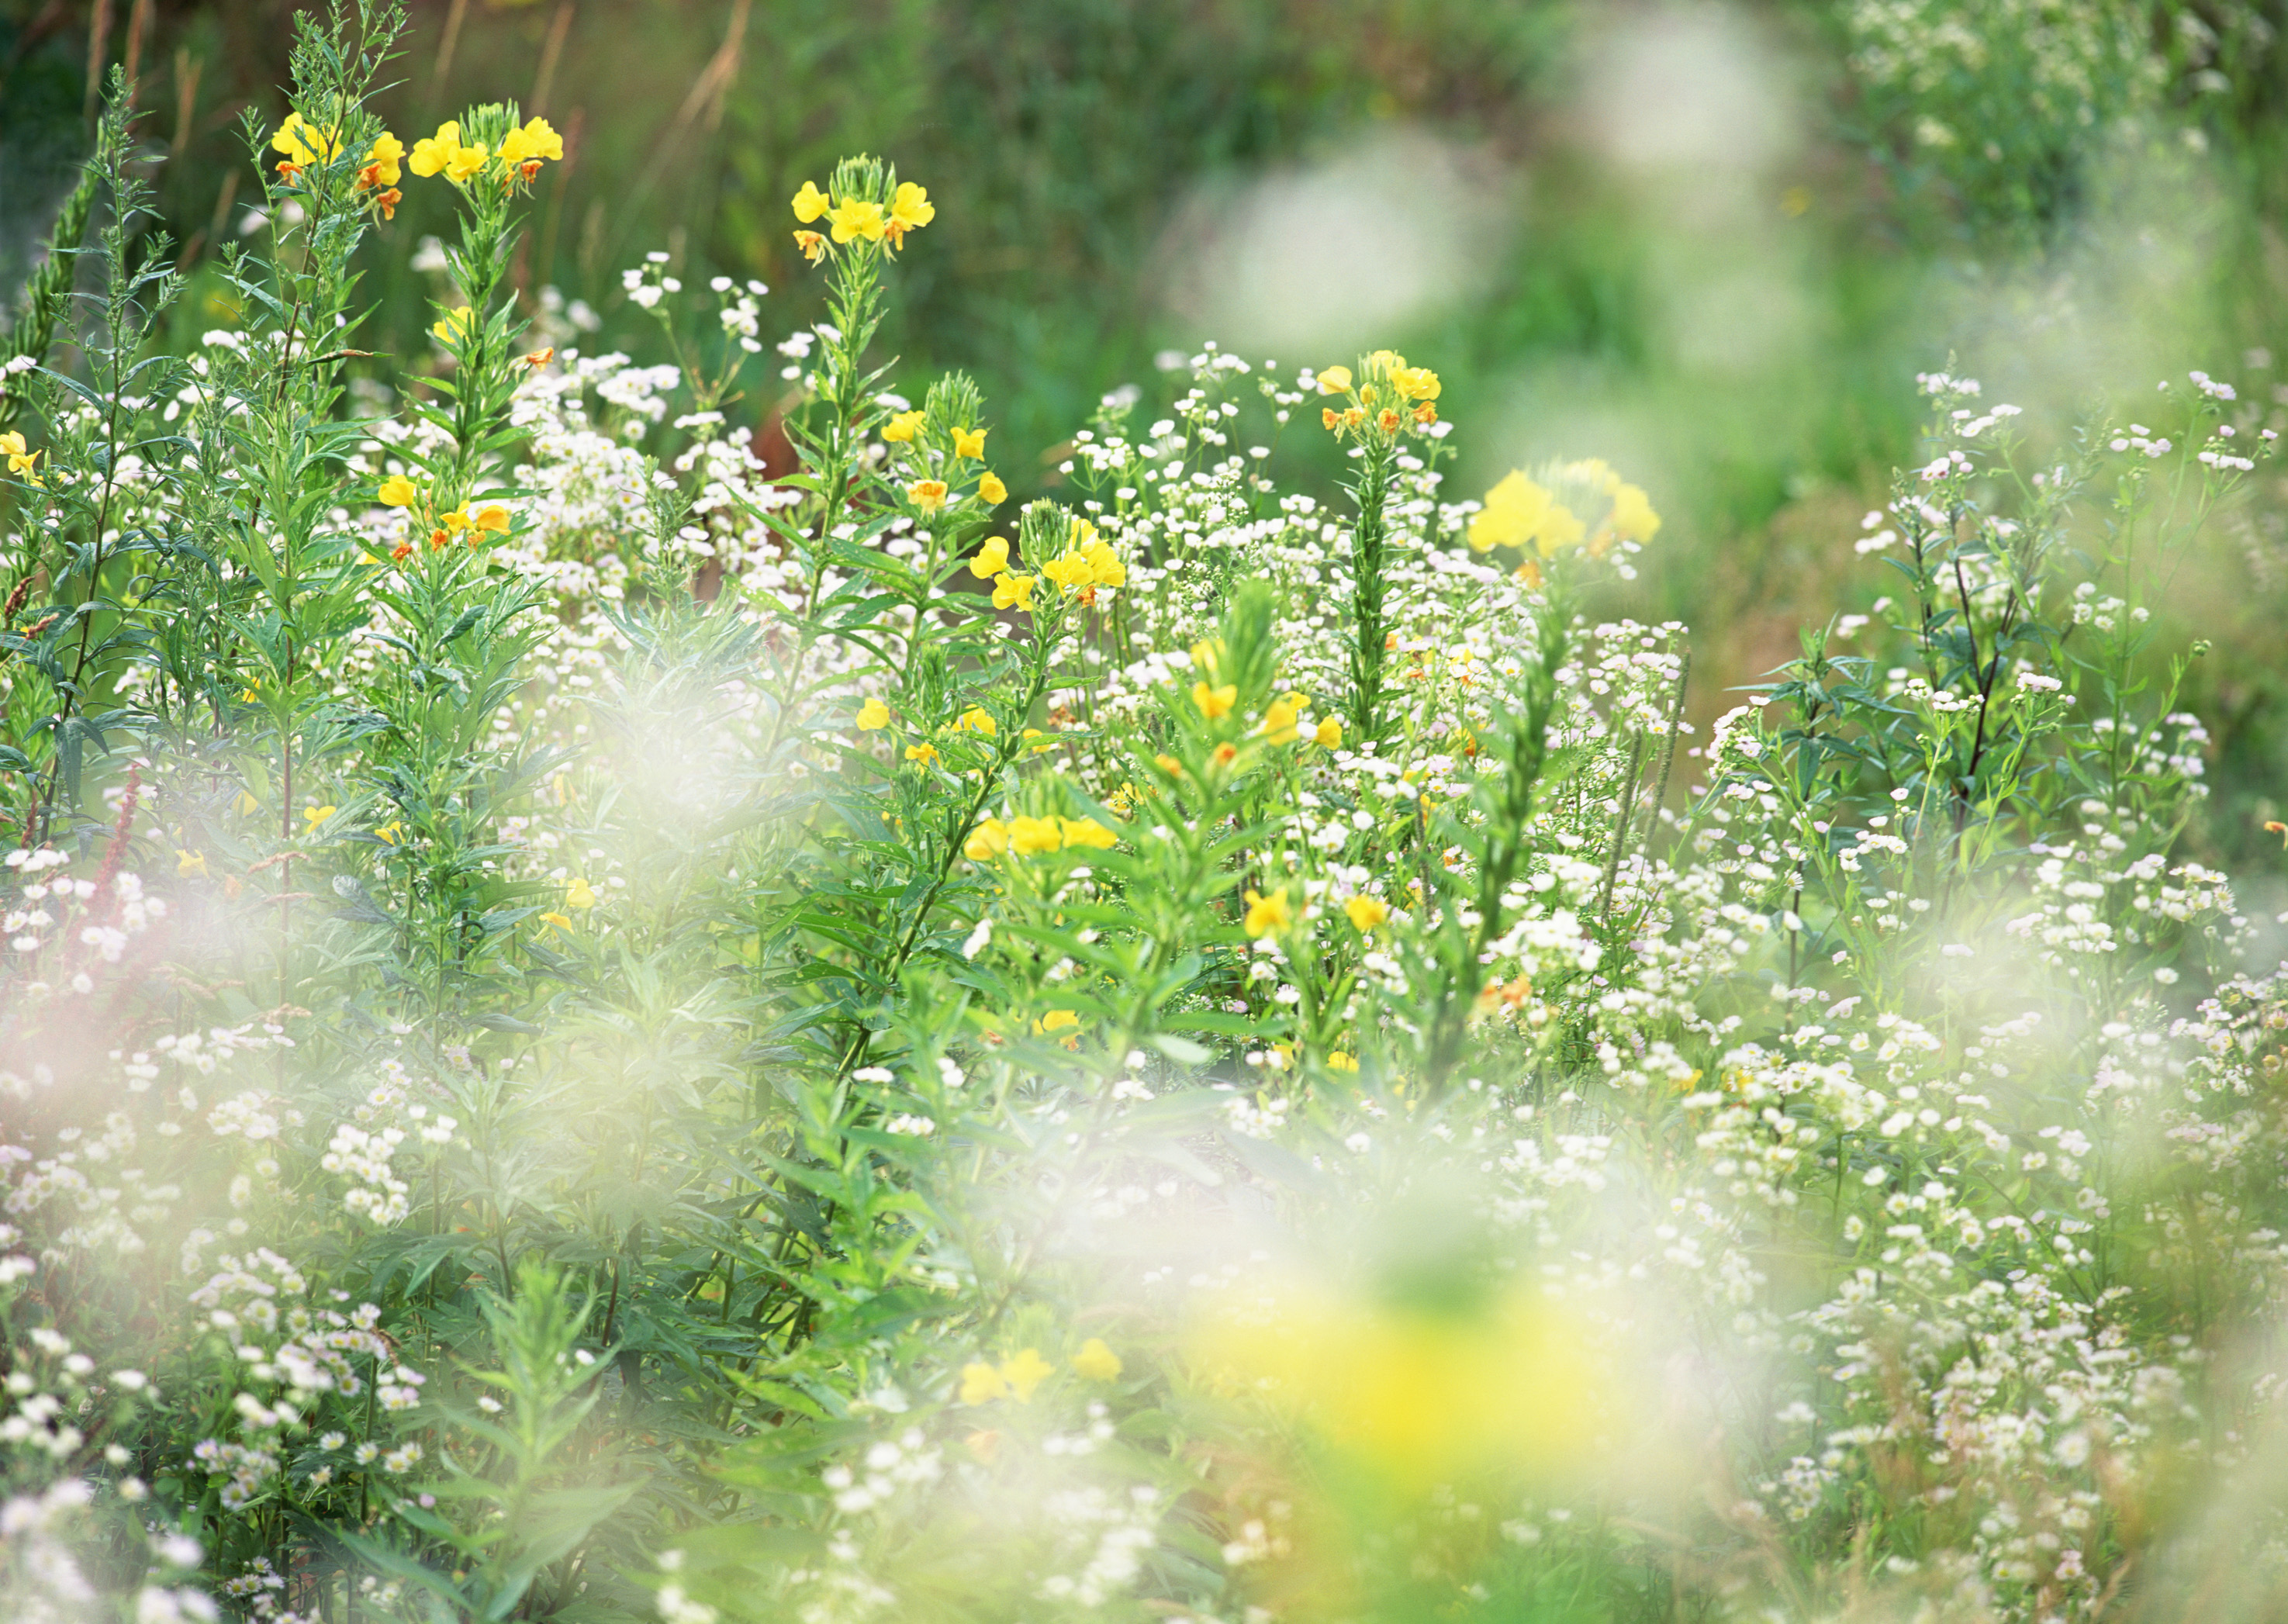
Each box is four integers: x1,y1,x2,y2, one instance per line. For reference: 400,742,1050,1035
361,131,405,188
431,306,475,346
302,803,338,831
270,112,341,167
444,140,489,185
881,409,925,443
1059,817,1117,849
952,426,987,459
1326,1052,1360,1073
565,876,599,909
1009,815,1063,855
991,572,1035,613
1261,691,1305,745
964,817,1010,861
978,471,1007,504
1000,1348,1056,1400
1082,537,1125,588
2,431,40,480
1345,894,1389,934
970,534,1011,579
1314,717,1342,748
376,474,419,507
907,478,949,514
375,821,405,845
959,1362,1008,1405
233,790,262,816
1042,551,1094,593
792,180,830,223
408,121,463,178
1032,1011,1080,1038
906,742,940,766
828,196,887,244
793,229,825,263
1537,502,1585,556
1391,365,1440,402
855,697,891,731
1468,470,1550,553
473,505,512,534
956,706,997,737
1315,365,1353,395
1607,482,1661,541
539,910,573,931
176,849,208,878
1193,681,1238,720
499,116,563,167
1073,1339,1123,1382
1243,886,1292,937
886,181,935,247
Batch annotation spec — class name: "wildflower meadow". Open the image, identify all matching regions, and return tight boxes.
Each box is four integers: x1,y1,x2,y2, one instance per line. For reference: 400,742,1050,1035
7,5,2288,1622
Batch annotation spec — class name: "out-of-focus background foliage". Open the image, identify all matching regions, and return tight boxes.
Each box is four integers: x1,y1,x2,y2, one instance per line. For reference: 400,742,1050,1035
5,0,2287,857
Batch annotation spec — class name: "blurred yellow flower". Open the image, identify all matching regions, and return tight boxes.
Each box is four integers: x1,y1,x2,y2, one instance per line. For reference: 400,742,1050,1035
473,504,512,534
1031,1012,1079,1040
952,425,987,459
1326,1052,1360,1073
565,876,598,908
1059,817,1117,849
1391,365,1440,402
539,910,572,931
377,475,418,507
1607,482,1661,541
1009,815,1062,855
1315,365,1353,395
964,817,1010,861
828,196,887,244
302,804,337,831
991,572,1035,613
1468,470,1550,553
970,534,1010,579
175,848,207,877
1313,717,1342,748
959,1361,1007,1405
1001,1348,1055,1399
855,697,891,731
906,742,939,765
978,471,1007,504
956,706,997,737
1262,691,1305,745
1193,681,1237,720
431,306,475,346
1244,886,1291,936
792,180,829,223
375,821,405,845
882,409,925,443
1073,1339,1122,1381
1345,894,1388,933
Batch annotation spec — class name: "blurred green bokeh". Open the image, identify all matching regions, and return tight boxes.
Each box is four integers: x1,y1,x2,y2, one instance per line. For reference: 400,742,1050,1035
5,0,2287,862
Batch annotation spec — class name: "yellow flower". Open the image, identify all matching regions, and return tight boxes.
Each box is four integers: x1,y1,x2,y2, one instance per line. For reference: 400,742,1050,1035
270,112,341,167
1243,886,1292,937
2,431,40,479
792,180,830,223
1345,894,1389,934
945,426,985,461
1059,817,1117,849
499,116,563,166
374,821,405,845
1391,365,1440,402
881,409,925,443
360,131,405,188
855,697,891,731
1313,717,1342,748
175,848,208,877
1082,537,1125,588
978,471,1007,505
1032,1011,1080,1037
959,1361,1008,1405
1009,815,1063,855
793,230,825,263
1000,1348,1055,1400
444,140,489,185
1316,365,1353,395
408,121,463,178
431,306,475,346
828,196,887,244
1537,503,1585,556
233,790,261,816
907,479,949,514
1193,681,1237,720
970,534,1011,579
1261,691,1305,745
376,474,418,507
1042,551,1095,593
565,876,598,909
1607,482,1661,542
540,910,573,931
1468,470,1552,554
441,504,473,534
886,181,935,247
906,742,940,766
991,572,1036,613
956,706,997,737
302,803,337,831
964,817,1011,861
1327,1052,1360,1073
473,504,512,534
1073,1339,1123,1382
